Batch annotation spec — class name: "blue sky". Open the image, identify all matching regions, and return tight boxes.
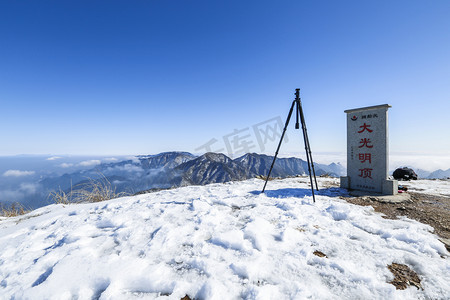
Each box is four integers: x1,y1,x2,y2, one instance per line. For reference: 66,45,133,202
1,0,449,169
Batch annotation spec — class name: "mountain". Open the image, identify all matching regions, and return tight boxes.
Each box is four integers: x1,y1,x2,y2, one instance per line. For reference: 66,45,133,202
391,167,450,180
427,168,450,179
235,153,306,177
136,152,196,169
235,153,346,178
415,169,431,179
39,152,196,198
176,153,249,186
34,151,346,208
321,162,346,177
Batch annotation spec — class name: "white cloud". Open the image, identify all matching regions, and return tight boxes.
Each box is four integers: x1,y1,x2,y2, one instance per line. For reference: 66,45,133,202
0,184,42,203
3,170,35,177
19,183,40,194
59,163,74,168
78,160,101,167
390,153,450,172
103,157,118,162
125,156,141,164
46,156,62,161
269,151,450,172
118,164,144,173
0,190,26,202
105,164,144,175
275,151,347,166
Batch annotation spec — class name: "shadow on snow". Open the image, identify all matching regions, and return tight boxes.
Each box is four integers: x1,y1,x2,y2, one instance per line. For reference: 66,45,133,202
250,187,348,199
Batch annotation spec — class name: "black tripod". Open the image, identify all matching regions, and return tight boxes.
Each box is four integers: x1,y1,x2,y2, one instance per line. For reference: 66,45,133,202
261,89,319,202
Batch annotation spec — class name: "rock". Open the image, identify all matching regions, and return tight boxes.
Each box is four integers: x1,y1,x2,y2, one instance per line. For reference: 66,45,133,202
313,250,327,258
393,167,418,181
387,263,422,290
438,238,450,252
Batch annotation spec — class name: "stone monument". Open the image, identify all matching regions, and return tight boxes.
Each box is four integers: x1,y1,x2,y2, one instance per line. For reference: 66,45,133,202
340,104,397,195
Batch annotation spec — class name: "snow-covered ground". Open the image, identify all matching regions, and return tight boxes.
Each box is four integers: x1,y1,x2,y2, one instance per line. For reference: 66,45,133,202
397,179,450,197
0,177,449,299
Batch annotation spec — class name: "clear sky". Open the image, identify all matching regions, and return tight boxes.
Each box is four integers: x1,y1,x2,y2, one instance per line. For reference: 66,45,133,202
1,0,449,170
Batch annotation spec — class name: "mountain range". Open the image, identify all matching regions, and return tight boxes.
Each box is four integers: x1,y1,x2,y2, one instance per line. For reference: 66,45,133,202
39,152,345,201
426,169,450,179
401,168,450,180
3,152,449,210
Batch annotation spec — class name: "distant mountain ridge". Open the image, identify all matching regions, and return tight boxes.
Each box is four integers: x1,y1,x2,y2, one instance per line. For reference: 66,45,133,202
4,153,448,210
176,153,249,186
39,152,346,203
427,168,450,179
395,167,450,180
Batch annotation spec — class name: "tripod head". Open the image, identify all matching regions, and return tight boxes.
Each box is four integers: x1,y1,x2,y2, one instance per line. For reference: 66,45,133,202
295,89,300,129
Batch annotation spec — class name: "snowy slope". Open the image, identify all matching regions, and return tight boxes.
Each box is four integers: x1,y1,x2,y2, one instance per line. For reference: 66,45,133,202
0,178,449,299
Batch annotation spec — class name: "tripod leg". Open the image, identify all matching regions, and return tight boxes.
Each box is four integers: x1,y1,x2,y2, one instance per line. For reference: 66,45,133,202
297,100,317,202
299,103,319,191
303,128,319,191
262,100,296,193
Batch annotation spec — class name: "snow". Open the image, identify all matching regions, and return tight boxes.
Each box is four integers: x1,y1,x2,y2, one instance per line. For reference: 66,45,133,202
397,179,450,197
1,177,449,299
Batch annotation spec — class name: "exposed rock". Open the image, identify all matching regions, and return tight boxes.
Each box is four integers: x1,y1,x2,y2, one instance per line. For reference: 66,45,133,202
313,250,328,258
387,263,422,290
439,238,450,252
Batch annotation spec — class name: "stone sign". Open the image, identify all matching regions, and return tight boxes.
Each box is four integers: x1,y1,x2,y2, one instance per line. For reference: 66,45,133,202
340,104,397,195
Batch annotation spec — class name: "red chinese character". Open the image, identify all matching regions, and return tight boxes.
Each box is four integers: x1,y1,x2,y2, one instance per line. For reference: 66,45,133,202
358,138,373,148
358,123,373,133
358,153,372,163
359,168,373,179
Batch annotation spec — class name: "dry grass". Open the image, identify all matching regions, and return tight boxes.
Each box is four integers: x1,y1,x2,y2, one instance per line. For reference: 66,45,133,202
0,203,29,217
49,187,72,205
255,175,277,181
49,174,128,205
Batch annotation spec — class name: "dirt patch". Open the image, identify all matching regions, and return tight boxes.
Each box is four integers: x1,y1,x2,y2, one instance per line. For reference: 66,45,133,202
340,192,450,243
313,250,328,258
387,263,422,290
